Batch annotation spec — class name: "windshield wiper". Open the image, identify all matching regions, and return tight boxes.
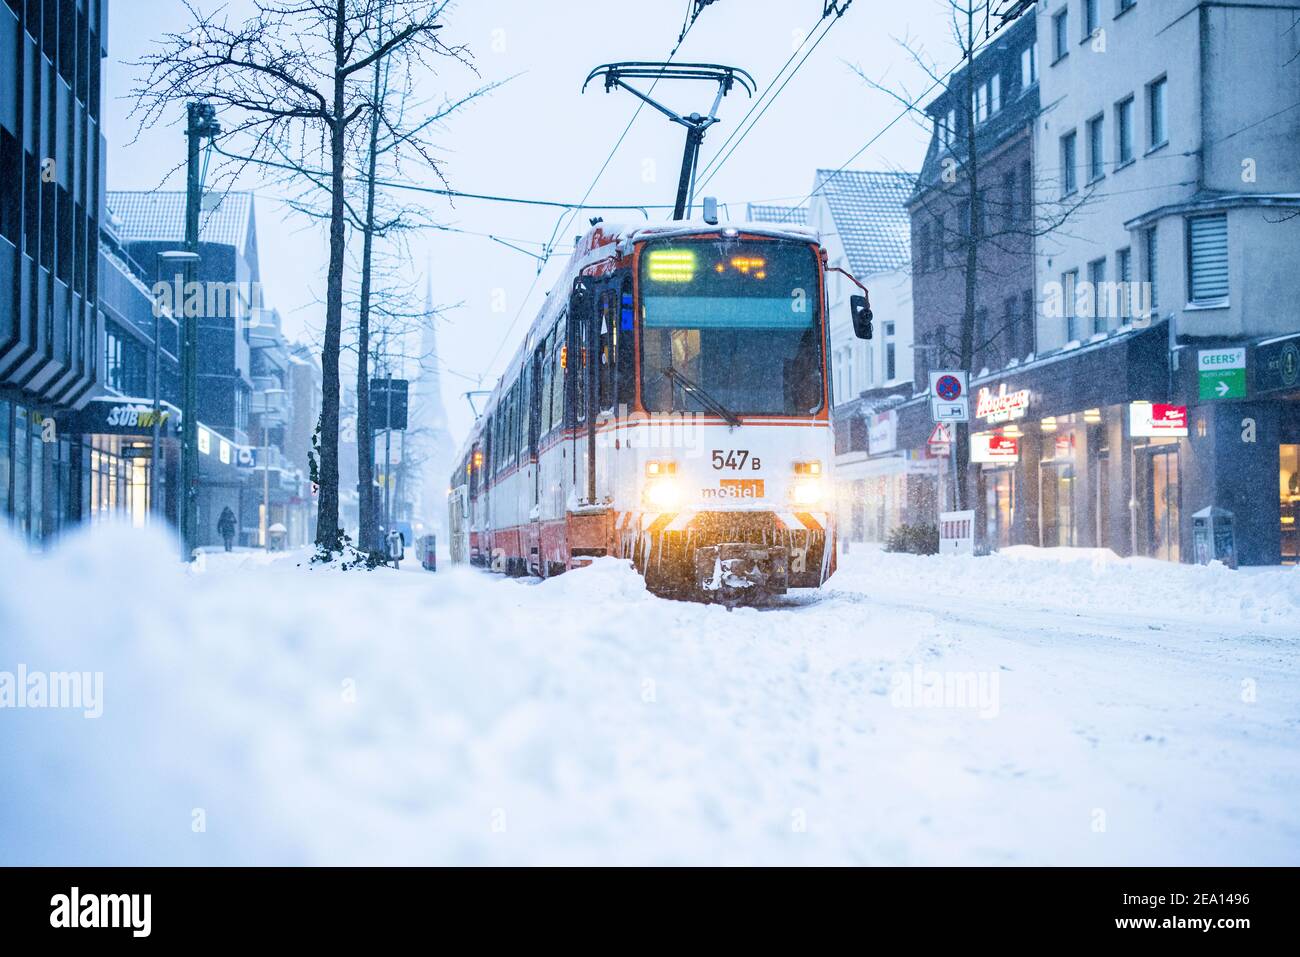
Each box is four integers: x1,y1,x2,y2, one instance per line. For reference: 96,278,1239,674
662,365,742,428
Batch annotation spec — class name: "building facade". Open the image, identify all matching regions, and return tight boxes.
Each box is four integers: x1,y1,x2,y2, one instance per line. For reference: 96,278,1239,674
1024,0,1300,564
0,0,108,545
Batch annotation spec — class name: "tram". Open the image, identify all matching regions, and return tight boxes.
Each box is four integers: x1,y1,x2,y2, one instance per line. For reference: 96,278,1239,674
448,218,873,605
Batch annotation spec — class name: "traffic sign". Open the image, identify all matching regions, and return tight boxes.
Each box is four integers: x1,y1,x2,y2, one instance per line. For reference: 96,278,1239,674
1197,348,1246,400
927,422,952,456
929,369,969,422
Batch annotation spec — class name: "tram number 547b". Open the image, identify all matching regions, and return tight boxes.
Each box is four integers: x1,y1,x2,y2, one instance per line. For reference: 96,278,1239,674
711,449,761,470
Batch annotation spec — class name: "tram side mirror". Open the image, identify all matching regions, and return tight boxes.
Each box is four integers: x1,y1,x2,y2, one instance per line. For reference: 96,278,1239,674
850,293,874,340
570,276,594,329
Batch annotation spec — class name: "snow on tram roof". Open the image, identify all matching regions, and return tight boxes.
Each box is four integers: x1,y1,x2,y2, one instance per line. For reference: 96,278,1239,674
591,219,819,246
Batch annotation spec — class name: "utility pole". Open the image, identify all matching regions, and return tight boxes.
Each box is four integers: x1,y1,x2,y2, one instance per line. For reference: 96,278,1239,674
384,369,393,536
180,101,220,561
157,250,199,528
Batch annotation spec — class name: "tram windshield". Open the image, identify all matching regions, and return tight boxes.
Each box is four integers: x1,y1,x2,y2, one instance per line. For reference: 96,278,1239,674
639,239,825,417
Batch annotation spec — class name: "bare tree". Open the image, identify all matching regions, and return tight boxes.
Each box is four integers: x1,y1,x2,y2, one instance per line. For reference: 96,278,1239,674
131,0,470,557
851,0,1092,511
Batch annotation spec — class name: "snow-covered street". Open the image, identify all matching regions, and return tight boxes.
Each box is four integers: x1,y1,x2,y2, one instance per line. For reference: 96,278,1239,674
2,525,1298,866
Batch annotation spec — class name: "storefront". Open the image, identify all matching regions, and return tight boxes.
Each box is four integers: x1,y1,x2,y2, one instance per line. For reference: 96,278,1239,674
834,404,940,545
61,397,182,530
0,396,80,544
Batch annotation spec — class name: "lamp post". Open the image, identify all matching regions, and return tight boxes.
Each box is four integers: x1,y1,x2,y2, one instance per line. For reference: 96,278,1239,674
180,101,221,561
254,388,287,550
155,250,200,528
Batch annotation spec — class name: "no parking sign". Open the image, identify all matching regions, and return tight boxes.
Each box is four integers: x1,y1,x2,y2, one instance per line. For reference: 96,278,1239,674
929,370,969,422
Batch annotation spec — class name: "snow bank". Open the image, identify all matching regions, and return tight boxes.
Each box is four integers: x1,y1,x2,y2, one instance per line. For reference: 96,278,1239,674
2,524,1296,865
830,544,1300,630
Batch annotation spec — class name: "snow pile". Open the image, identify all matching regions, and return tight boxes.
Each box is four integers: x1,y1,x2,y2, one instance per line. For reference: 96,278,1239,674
1,523,1297,865
830,544,1300,629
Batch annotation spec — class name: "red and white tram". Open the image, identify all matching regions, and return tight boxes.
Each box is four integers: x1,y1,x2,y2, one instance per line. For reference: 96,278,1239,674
448,219,872,605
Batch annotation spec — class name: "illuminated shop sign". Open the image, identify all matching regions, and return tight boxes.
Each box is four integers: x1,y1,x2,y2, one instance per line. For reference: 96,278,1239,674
1129,402,1188,437
971,433,1020,463
974,384,1031,423
198,429,212,455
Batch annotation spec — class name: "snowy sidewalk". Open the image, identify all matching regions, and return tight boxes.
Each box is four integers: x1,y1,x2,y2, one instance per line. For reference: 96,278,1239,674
1,524,1297,865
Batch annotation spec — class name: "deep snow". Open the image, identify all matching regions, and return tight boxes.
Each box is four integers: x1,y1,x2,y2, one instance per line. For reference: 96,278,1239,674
1,523,1297,865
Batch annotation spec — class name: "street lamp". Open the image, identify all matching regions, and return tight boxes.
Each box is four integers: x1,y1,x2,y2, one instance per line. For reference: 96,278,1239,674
155,250,200,527
253,388,287,550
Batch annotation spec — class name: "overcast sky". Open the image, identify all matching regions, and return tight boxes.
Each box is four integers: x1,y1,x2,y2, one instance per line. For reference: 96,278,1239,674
104,0,970,444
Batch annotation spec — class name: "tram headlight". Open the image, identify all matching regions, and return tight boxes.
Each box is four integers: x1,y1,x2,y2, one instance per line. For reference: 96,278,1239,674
790,478,825,506
644,460,679,508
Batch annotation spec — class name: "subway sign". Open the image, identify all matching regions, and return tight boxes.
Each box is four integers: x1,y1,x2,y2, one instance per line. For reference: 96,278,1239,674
60,399,179,437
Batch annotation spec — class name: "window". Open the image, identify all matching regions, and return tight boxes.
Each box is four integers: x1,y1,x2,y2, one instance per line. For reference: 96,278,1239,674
1019,289,1036,356
1021,159,1033,221
1084,0,1099,39
884,322,896,381
1062,269,1080,340
972,82,988,125
598,289,615,412
990,73,1001,115
551,314,567,428
1187,213,1229,304
1053,9,1069,61
1148,76,1167,149
1143,226,1159,313
1021,43,1038,90
1087,257,1107,333
1003,295,1018,360
1087,114,1105,182
1061,130,1078,196
104,326,125,392
1115,96,1134,166
1116,246,1132,318
938,108,956,148
616,279,635,409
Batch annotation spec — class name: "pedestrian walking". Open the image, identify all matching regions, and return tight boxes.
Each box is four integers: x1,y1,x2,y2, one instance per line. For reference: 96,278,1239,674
217,506,237,553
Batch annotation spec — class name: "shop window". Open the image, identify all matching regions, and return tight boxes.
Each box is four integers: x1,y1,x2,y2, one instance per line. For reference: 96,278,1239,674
1147,448,1180,562
1281,445,1298,564
0,398,9,520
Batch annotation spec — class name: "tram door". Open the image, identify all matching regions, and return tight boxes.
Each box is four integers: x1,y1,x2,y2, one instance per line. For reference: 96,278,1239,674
526,344,544,574
567,280,593,503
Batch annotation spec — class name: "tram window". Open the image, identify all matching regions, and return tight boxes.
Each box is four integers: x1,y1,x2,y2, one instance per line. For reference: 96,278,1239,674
599,290,615,413
617,279,635,410
519,363,532,457
551,323,566,431
540,335,554,436
572,315,587,424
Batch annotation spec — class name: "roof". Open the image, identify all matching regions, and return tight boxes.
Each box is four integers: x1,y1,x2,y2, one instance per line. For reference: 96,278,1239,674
106,191,256,257
811,169,914,276
745,203,807,225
